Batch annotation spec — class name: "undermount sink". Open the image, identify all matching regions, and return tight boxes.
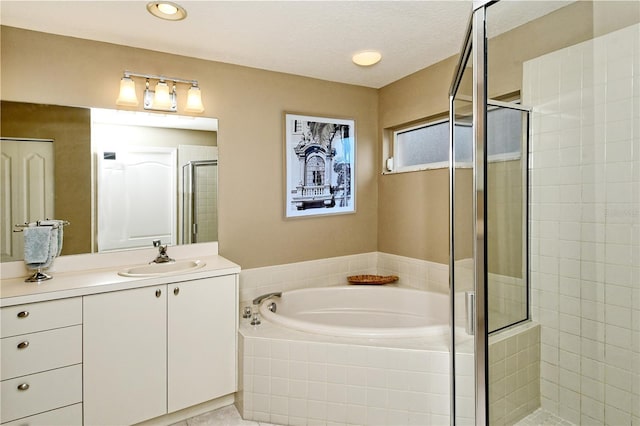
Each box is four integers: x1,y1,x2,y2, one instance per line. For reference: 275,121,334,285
118,260,206,277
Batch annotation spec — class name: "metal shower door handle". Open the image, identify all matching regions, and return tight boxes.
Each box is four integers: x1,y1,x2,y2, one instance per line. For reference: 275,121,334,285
465,291,475,336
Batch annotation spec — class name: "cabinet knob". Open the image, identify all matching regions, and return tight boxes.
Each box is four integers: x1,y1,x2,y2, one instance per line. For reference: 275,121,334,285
17,383,30,391
173,287,180,296
17,311,29,318
155,289,162,298
17,341,30,350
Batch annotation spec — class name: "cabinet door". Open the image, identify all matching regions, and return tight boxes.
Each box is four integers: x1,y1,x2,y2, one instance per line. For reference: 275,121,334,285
83,286,167,425
167,275,237,412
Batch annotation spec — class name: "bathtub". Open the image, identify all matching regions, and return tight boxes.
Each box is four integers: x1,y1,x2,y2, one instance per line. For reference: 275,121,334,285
239,285,455,425
257,285,448,338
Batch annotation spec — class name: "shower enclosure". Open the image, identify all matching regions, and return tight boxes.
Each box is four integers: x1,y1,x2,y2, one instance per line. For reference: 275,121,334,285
450,1,639,424
182,160,218,244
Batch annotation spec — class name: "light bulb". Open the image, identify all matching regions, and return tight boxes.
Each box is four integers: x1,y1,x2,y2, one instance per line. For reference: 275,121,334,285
116,77,138,106
185,85,204,113
157,3,178,15
153,81,172,109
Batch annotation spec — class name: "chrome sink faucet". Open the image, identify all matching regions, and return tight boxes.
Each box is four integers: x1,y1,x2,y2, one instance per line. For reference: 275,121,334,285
151,240,174,264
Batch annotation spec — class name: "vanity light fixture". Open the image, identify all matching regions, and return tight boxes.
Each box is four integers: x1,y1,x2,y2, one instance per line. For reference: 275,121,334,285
352,50,382,67
115,71,205,113
116,76,139,106
146,1,187,21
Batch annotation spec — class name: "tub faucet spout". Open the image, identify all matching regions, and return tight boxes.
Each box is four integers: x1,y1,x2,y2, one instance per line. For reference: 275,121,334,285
253,292,282,305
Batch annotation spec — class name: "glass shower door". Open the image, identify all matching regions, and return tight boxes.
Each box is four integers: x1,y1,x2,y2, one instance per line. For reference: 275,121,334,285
449,7,484,424
182,160,218,244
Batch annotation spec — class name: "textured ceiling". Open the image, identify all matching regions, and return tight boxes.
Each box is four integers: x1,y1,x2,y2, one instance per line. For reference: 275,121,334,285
1,1,574,88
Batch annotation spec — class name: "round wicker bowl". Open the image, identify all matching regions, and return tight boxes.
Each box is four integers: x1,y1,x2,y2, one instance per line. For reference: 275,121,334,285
346,274,399,285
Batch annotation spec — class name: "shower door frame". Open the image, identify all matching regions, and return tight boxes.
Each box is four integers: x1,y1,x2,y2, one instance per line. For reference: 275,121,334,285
449,1,492,424
182,159,218,244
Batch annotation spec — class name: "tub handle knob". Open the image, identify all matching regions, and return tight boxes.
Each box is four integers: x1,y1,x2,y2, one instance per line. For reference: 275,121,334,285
250,313,261,326
242,306,252,319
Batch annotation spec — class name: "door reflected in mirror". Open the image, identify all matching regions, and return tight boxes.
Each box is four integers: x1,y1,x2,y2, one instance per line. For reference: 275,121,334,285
0,101,218,262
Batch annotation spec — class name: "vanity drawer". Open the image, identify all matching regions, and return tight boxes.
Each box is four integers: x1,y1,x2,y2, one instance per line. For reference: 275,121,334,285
0,364,82,424
2,403,82,426
1,298,81,338
1,325,82,380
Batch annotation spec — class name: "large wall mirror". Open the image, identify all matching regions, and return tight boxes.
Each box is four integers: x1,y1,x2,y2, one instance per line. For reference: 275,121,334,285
0,101,218,262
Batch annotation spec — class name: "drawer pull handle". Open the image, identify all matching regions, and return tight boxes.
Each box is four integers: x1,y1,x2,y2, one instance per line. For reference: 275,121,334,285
17,341,30,349
17,383,29,391
17,311,29,318
155,289,162,298
174,287,180,296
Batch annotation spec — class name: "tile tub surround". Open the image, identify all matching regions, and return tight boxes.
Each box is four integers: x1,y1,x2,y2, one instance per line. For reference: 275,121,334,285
239,252,450,308
238,318,539,425
237,320,454,426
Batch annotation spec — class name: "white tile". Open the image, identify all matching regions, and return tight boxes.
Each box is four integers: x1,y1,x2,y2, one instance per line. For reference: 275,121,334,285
308,363,327,382
287,398,307,419
270,378,288,397
307,381,327,401
270,396,288,416
365,367,386,389
289,361,307,381
326,383,346,404
271,359,289,379
326,364,346,384
327,402,347,424
345,404,367,425
306,400,326,421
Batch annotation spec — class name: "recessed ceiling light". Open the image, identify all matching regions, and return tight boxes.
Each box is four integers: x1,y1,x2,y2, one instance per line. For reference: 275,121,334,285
147,1,187,21
352,50,382,67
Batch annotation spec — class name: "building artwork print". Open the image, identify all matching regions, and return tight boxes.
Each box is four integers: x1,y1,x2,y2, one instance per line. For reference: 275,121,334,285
285,113,355,218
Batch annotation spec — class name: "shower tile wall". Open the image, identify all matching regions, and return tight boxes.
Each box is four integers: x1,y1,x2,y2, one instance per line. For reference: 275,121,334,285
524,23,639,425
194,163,218,242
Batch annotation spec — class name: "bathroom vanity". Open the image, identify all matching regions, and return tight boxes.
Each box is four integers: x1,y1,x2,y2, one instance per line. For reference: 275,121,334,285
0,243,240,426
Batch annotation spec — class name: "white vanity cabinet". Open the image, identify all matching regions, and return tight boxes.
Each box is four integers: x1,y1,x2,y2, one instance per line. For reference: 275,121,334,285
0,297,83,425
83,274,238,426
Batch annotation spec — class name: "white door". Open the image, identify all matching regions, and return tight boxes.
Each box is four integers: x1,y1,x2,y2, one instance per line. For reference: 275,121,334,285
0,138,54,261
97,146,176,252
83,286,167,425
167,275,237,412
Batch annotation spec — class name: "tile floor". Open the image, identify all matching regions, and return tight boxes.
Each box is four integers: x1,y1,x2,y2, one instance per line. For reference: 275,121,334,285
178,404,572,426
173,404,278,426
514,408,575,426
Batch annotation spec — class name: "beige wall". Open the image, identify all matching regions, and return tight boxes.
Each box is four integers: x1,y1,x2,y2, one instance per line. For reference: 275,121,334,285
1,26,378,269
4,1,638,269
377,0,639,265
1,101,92,256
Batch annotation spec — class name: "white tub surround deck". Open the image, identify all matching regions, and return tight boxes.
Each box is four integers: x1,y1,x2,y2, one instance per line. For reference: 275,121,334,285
238,285,455,426
238,254,541,425
239,320,454,426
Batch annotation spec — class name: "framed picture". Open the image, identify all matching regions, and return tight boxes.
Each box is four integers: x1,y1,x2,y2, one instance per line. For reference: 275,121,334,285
284,113,355,218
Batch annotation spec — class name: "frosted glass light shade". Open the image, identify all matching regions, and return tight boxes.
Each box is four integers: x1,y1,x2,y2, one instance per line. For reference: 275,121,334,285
185,86,204,113
352,50,382,67
153,81,172,109
116,77,138,106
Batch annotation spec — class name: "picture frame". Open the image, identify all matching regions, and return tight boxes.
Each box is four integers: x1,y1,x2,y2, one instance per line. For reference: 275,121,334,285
284,113,355,218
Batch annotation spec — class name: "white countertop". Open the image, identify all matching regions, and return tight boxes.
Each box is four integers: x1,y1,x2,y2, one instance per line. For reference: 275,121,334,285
0,243,241,307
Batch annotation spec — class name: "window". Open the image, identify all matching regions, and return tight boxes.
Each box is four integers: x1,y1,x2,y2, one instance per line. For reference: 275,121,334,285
388,105,523,173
